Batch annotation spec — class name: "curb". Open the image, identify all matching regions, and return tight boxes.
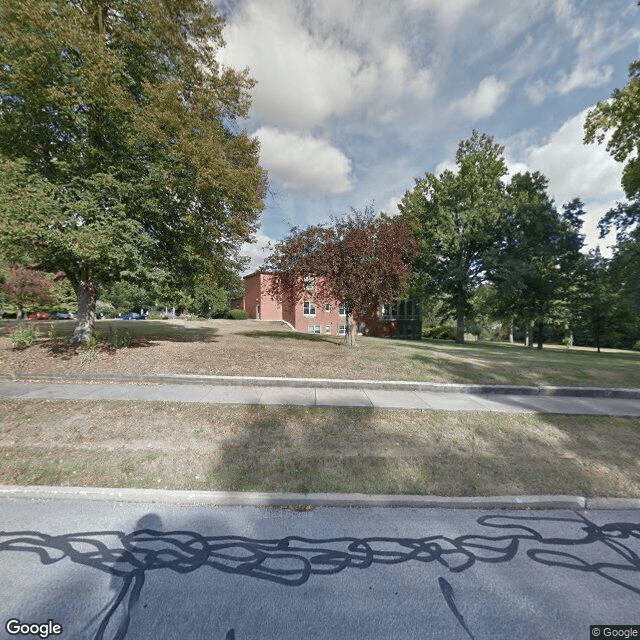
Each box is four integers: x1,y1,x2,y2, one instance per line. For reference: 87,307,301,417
0,485,638,510
1,371,640,399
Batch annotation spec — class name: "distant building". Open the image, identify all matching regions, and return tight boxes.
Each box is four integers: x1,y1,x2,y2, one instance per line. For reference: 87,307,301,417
240,271,421,339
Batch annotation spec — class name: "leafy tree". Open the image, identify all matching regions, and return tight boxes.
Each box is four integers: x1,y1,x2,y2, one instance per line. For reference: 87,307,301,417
485,175,584,348
264,206,420,346
101,280,155,313
0,0,266,343
1,266,56,318
572,248,614,352
399,131,507,343
584,59,640,209
584,57,640,348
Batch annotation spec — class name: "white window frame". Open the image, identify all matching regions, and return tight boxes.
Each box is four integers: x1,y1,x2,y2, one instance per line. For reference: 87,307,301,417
304,276,315,291
325,324,332,334
324,303,331,313
303,301,316,317
338,324,347,336
338,303,347,316
307,324,320,334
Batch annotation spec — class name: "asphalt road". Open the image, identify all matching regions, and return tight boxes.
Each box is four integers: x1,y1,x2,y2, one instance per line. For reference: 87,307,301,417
1,497,639,639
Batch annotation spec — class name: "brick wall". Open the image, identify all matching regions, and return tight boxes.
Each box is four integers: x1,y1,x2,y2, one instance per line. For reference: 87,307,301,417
243,272,420,338
243,272,283,321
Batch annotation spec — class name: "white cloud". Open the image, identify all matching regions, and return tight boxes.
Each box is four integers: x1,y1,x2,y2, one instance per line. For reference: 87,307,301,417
557,63,613,95
503,107,625,252
255,127,353,194
435,159,457,175
217,1,378,128
457,76,509,120
217,0,438,128
381,195,402,216
405,0,480,27
523,108,623,204
240,231,275,275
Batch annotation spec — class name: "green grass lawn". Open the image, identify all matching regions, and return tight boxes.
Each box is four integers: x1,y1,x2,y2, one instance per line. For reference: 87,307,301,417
355,338,640,388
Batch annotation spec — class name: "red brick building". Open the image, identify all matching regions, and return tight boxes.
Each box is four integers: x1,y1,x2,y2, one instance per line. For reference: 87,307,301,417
241,271,421,338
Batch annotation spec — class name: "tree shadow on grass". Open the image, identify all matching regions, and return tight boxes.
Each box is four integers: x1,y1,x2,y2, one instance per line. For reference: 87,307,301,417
29,323,220,360
200,403,640,499
238,330,341,345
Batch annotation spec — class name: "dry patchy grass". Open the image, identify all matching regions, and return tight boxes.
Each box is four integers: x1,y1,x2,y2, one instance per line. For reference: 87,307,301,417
1,318,640,388
1,398,639,497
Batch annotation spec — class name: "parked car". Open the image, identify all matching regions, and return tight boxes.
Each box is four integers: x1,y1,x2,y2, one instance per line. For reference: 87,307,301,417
118,312,145,320
50,312,73,320
28,311,50,320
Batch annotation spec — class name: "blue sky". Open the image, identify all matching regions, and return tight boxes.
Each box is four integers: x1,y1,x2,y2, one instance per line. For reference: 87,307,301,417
213,0,640,273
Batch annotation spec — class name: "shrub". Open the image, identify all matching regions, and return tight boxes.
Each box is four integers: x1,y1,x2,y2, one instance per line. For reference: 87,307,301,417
633,340,640,352
422,322,457,340
87,328,102,349
47,323,60,339
9,326,38,349
562,335,574,349
227,309,249,320
78,347,98,364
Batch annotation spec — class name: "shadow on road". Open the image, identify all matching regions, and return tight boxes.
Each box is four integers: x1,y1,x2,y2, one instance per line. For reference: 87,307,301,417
2,511,639,639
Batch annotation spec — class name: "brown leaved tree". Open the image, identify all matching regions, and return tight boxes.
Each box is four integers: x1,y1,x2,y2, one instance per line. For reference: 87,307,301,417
1,266,56,319
264,206,420,346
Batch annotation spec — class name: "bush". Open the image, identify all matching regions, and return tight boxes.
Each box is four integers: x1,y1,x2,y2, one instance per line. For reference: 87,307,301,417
96,300,118,318
9,326,38,348
633,340,640,352
422,322,457,340
226,309,249,320
108,326,133,348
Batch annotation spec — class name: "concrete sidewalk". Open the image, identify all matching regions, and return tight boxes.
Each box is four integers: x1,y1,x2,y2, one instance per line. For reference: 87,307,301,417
2,375,640,415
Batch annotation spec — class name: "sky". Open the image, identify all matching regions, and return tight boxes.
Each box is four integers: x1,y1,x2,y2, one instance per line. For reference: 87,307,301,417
212,0,640,274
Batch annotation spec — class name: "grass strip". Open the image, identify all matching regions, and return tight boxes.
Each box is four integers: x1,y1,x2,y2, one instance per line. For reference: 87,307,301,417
1,399,639,498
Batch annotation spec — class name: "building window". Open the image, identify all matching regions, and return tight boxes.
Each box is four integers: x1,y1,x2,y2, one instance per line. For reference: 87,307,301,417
307,325,320,334
338,324,347,335
303,301,316,316
338,303,347,316
324,303,331,313
325,324,331,334
304,276,315,291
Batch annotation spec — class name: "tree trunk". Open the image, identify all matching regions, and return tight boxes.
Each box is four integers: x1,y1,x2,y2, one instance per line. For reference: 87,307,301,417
345,312,357,346
71,271,98,346
508,321,514,343
525,323,533,348
537,320,544,349
456,290,465,344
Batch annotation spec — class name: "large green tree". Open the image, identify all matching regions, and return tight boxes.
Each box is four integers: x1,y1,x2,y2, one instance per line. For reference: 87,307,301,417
0,0,266,343
584,57,640,347
485,175,584,348
399,131,507,343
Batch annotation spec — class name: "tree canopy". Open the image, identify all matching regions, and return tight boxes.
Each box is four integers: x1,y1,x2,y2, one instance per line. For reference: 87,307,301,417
485,175,584,348
399,131,507,343
585,58,640,237
264,206,420,345
0,0,266,342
